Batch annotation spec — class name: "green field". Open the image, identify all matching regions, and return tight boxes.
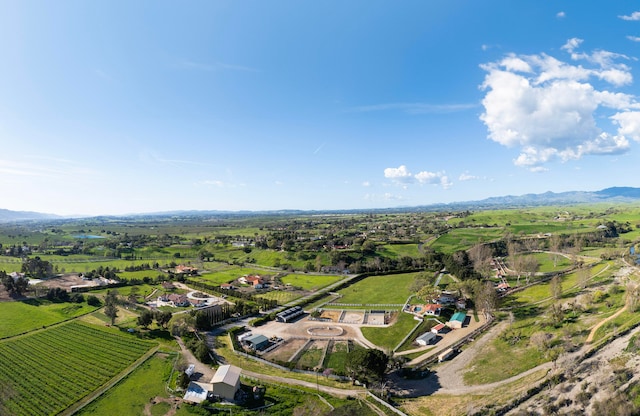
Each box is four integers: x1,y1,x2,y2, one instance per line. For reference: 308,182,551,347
255,290,301,304
336,273,417,305
361,312,420,351
77,353,183,416
377,244,421,258
0,300,99,339
280,273,342,291
0,321,156,416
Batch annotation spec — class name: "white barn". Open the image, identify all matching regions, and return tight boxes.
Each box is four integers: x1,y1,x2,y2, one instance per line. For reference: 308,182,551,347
211,364,241,401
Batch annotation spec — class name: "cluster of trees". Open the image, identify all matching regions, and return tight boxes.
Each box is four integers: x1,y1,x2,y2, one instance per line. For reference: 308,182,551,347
345,348,389,385
123,263,160,272
194,300,259,330
82,266,118,280
21,257,53,279
0,271,28,296
137,309,172,329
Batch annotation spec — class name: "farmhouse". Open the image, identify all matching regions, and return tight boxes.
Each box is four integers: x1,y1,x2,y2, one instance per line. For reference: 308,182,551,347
220,283,234,290
159,293,190,307
422,303,442,316
447,311,467,329
211,364,241,401
245,275,264,289
175,264,197,274
244,334,269,351
416,332,437,346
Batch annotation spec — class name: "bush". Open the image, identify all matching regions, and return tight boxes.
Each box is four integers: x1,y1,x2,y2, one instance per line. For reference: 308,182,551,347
87,295,101,307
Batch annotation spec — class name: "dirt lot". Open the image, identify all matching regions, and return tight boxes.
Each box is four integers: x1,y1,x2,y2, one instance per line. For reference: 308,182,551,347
263,338,309,362
34,274,85,290
320,310,341,321
366,312,386,325
341,311,364,324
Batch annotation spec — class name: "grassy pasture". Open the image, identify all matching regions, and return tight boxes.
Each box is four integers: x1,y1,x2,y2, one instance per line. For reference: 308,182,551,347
336,273,417,305
377,244,421,258
361,311,418,351
255,290,301,304
430,228,504,253
77,353,174,416
194,266,269,285
0,299,99,339
280,273,342,291
510,261,610,305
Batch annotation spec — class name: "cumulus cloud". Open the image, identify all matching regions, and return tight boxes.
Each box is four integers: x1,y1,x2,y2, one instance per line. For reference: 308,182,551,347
620,12,640,21
479,39,640,170
384,165,451,189
556,11,566,19
627,36,640,42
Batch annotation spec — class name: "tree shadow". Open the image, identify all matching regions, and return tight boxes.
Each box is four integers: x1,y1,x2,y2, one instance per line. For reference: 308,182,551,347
387,368,442,398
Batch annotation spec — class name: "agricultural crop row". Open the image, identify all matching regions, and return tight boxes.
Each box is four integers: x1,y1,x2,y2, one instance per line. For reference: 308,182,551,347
0,322,155,416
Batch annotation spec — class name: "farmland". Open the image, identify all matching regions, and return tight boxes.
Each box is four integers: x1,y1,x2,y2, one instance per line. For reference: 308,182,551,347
0,299,99,339
0,203,640,414
0,321,156,416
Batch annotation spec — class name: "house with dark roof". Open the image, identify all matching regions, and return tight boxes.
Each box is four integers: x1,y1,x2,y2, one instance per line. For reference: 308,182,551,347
244,334,269,351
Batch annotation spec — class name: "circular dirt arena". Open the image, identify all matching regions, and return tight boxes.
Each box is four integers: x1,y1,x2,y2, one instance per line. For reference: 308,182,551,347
307,326,345,337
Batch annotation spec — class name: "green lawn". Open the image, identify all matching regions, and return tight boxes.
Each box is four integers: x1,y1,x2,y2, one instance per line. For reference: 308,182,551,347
280,273,342,291
255,290,301,304
0,299,99,339
377,244,421,258
78,353,175,416
336,273,416,305
194,266,270,286
361,312,419,351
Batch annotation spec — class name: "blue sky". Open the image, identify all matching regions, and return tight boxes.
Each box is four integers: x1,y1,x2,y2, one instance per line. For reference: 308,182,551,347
3,1,640,216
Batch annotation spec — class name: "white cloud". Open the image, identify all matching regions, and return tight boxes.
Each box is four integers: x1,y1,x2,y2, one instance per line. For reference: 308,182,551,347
627,36,640,42
384,165,451,189
611,112,640,141
620,12,640,21
384,165,414,185
362,181,371,187
458,172,479,181
556,11,566,19
480,39,640,169
561,38,583,53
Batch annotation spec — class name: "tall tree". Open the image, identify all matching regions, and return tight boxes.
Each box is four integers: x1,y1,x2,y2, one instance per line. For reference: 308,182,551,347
104,302,118,325
137,309,154,328
104,289,119,325
475,281,498,320
550,275,563,300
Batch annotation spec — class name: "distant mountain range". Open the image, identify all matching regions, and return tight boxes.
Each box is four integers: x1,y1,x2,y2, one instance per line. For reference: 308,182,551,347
2,187,640,222
0,209,61,223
